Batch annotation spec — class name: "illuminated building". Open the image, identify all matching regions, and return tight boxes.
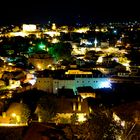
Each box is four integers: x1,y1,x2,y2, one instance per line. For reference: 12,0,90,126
65,70,92,75
34,73,111,94
28,53,54,70
43,31,60,37
22,24,37,32
74,27,90,33
35,96,89,123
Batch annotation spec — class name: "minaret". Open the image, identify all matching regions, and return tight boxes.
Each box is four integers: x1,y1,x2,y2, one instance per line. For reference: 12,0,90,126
94,38,98,47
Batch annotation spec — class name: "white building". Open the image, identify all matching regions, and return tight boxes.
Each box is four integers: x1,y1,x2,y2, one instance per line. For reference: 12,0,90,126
34,75,111,95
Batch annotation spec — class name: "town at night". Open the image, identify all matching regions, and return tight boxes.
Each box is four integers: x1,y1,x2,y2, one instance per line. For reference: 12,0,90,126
0,1,139,139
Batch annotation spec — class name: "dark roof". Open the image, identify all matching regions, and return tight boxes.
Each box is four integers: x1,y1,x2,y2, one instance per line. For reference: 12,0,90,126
57,88,75,98
56,96,89,114
36,69,107,79
77,86,95,93
23,122,66,140
2,70,26,80
104,55,113,59
112,101,140,121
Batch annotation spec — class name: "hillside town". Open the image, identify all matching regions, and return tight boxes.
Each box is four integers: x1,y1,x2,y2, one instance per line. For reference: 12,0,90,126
0,22,139,139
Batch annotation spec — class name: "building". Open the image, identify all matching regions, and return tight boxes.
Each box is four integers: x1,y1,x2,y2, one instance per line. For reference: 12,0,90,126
28,52,54,70
76,86,96,99
35,96,89,124
34,70,111,95
35,77,53,93
54,96,89,123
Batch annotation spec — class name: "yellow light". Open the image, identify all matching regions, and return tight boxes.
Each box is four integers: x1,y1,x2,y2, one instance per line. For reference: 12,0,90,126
80,93,96,99
113,113,120,122
95,28,100,32
11,113,16,117
16,115,21,123
8,63,14,66
72,44,77,48
74,27,90,33
121,121,125,127
77,113,87,122
95,48,101,51
97,56,103,63
0,123,27,127
9,80,21,89
51,38,59,43
9,32,27,37
101,28,105,32
22,24,36,32
44,31,60,37
37,64,42,70
52,23,56,30
51,67,55,70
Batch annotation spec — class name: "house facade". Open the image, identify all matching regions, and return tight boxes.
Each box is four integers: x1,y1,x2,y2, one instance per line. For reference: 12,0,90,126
34,75,111,95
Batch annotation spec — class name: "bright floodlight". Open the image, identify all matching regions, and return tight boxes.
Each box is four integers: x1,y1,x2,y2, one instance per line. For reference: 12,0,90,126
100,81,111,88
28,78,37,85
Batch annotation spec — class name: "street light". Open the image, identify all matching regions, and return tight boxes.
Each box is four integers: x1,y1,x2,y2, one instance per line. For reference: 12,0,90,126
11,113,16,118
11,113,21,124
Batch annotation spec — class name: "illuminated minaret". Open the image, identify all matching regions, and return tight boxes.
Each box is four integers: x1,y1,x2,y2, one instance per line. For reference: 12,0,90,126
94,38,98,47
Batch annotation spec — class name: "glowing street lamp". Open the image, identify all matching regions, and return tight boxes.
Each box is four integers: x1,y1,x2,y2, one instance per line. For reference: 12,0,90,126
11,113,16,118
11,113,21,124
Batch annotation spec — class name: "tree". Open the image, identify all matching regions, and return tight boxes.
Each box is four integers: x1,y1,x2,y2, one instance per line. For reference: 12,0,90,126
64,107,123,140
20,104,31,124
36,95,57,122
48,42,72,61
6,102,31,124
70,113,78,124
30,38,49,53
10,36,30,53
86,109,123,140
60,117,69,124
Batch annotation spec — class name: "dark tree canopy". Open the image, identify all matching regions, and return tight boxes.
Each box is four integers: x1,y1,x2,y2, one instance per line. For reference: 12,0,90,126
48,42,72,61
36,95,57,122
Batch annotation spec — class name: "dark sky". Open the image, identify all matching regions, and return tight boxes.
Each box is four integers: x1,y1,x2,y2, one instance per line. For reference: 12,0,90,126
0,0,139,25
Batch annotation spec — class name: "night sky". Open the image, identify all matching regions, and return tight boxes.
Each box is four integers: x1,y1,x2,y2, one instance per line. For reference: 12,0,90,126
0,0,139,25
